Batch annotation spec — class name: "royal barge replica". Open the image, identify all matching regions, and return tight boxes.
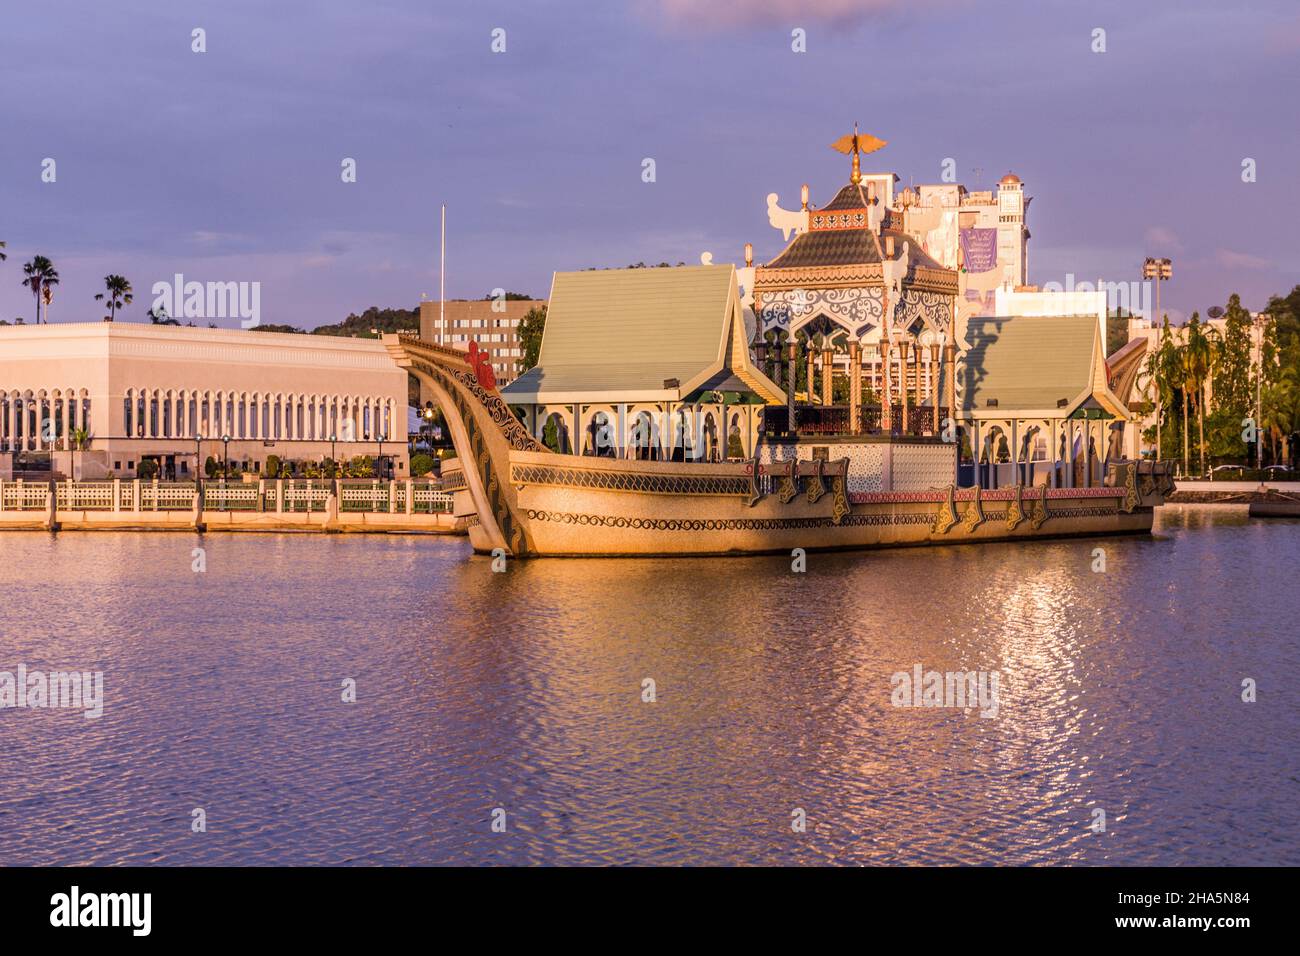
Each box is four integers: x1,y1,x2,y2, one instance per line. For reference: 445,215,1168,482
387,332,1172,558
391,131,1173,557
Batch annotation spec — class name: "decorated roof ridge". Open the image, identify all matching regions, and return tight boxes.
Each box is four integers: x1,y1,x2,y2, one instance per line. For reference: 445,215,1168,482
759,213,948,274
879,227,946,272
820,181,876,212
762,224,881,270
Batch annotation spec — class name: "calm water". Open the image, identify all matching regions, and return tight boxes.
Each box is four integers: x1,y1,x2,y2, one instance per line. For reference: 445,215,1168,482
1,506,1296,866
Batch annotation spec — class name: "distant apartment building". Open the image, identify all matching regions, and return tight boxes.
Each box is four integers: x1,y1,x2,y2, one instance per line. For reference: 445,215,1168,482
417,299,544,399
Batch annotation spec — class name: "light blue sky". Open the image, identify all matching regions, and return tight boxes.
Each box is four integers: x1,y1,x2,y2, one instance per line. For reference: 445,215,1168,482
2,0,1297,327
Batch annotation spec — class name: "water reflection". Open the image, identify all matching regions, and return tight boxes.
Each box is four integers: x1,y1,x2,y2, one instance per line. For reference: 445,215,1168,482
0,505,1296,865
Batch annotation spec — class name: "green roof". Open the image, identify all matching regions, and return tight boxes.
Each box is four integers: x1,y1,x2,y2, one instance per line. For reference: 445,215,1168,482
502,265,780,403
959,315,1098,412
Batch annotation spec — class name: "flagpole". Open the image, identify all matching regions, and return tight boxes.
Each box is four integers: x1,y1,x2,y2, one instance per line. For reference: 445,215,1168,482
439,204,446,346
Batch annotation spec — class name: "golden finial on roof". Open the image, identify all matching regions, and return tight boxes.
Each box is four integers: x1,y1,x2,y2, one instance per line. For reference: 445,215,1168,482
830,123,887,185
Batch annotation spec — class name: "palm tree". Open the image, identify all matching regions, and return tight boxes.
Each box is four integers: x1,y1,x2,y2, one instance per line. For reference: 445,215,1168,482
1145,320,1179,461
1163,339,1189,475
95,274,133,322
71,426,90,479
1261,368,1300,469
21,256,59,324
1185,317,1212,475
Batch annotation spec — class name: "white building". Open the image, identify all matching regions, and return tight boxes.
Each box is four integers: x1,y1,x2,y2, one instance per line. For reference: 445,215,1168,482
0,323,409,480
894,172,1030,322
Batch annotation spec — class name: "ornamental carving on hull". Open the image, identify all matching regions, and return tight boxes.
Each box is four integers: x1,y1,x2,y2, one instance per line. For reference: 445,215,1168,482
961,483,984,532
806,457,826,504
830,474,851,525
932,485,958,534
419,360,548,455
1005,484,1025,530
411,357,535,556
1029,484,1050,530
509,463,751,497
758,287,882,334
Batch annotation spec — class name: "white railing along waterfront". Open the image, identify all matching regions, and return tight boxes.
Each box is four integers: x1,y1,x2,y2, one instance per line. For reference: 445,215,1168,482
0,478,453,515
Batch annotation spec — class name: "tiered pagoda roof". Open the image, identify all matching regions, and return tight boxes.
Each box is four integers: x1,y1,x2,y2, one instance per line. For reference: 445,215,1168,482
759,180,956,282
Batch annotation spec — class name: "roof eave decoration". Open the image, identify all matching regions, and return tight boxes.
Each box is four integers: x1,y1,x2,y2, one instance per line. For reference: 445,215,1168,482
754,262,957,296
681,273,785,405
503,387,682,404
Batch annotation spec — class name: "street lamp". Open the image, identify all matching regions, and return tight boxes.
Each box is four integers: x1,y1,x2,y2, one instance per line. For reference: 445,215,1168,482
222,434,231,480
329,433,337,477
1142,257,1173,325
1254,315,1265,471
377,431,387,478
1143,257,1173,461
194,433,204,480
422,402,435,449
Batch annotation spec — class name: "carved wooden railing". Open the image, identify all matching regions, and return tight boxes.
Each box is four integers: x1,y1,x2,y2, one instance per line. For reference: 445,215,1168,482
763,404,948,438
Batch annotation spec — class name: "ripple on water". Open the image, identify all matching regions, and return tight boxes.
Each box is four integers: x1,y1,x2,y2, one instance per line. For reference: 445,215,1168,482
0,506,1296,865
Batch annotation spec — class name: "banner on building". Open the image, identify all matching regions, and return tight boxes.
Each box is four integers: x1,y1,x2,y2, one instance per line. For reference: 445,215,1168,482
959,228,998,273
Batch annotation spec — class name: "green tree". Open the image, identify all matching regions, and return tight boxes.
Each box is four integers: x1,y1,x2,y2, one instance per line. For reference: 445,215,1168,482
204,455,219,479
95,274,133,322
409,452,436,477
1106,309,1131,357
1215,294,1254,416
312,305,419,338
1261,369,1300,467
518,305,547,371
1145,317,1180,460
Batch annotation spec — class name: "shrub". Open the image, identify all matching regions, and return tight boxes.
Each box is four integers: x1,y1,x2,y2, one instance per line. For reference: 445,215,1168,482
204,455,219,479
137,458,159,480
409,453,436,477
265,454,281,478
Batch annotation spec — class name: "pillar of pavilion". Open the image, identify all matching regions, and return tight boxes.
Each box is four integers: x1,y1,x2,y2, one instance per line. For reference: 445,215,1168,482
820,346,834,405
786,340,797,425
848,341,862,433
899,340,911,434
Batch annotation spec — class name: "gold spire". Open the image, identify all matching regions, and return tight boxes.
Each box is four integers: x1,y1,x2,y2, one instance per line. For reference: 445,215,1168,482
829,123,887,185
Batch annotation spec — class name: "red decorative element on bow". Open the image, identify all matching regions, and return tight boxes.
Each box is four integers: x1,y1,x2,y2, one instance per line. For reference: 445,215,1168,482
467,340,497,391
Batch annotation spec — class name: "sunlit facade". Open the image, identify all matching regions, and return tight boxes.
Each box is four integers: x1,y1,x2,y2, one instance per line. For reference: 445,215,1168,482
0,323,409,479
